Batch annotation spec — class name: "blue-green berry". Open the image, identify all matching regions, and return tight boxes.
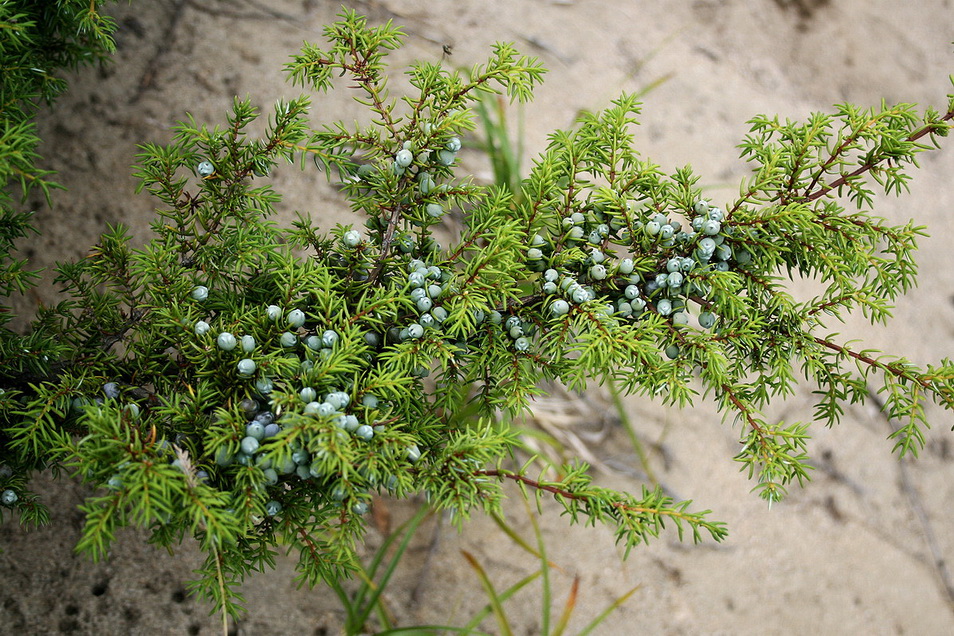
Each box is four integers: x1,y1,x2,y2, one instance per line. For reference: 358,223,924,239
445,136,462,152
618,258,634,275
266,304,282,321
550,299,570,316
191,285,209,302
326,391,350,409
693,199,710,215
280,332,297,348
287,309,306,328
702,219,722,236
407,323,424,339
352,502,369,515
645,221,661,236
300,387,317,403
361,394,379,409
263,469,279,486
237,358,256,376
624,284,640,300
656,299,673,316
264,423,281,438
343,229,362,247
240,436,260,455
395,148,413,167
265,500,282,516
321,330,338,348
418,172,435,194
194,320,211,336
514,337,530,351
426,202,444,218
355,425,374,441
589,264,607,280
197,161,215,177
665,344,681,359
241,335,256,352
341,415,360,431
217,332,237,351
416,297,433,313
698,312,717,329
255,377,273,394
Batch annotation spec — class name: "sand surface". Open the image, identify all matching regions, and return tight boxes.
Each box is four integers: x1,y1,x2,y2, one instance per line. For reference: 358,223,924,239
2,0,954,633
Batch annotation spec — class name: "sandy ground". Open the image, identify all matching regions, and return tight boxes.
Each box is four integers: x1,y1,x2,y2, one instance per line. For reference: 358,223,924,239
3,0,954,633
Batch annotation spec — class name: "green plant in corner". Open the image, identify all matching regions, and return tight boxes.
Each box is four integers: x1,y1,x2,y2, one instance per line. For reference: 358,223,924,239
1,8,953,630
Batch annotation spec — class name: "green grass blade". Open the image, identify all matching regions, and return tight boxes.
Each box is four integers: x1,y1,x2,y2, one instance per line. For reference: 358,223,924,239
576,583,643,636
355,504,432,630
462,570,543,633
461,550,514,636
376,627,493,636
551,576,579,636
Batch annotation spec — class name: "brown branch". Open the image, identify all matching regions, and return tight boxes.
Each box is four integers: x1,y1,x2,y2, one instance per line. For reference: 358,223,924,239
802,108,954,203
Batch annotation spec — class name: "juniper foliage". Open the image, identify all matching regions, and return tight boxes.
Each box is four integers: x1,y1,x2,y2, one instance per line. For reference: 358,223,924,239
1,7,953,622
0,0,121,527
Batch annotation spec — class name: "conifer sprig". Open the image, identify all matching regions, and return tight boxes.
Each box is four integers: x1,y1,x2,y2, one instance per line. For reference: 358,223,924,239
1,7,952,624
